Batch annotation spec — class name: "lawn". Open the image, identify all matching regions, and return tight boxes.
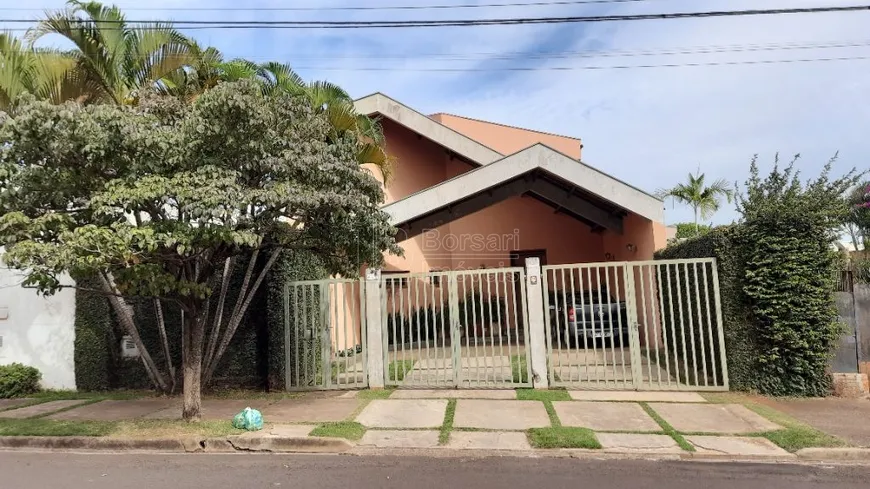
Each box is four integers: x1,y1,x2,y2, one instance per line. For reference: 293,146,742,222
388,359,416,382
702,393,846,452
515,389,570,402
0,419,116,437
310,421,366,441
439,399,457,445
527,427,601,449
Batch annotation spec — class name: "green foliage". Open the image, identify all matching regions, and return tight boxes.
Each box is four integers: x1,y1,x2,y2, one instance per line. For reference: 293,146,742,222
527,427,600,449
0,419,115,437
736,155,860,396
310,421,366,441
515,389,570,402
657,155,862,396
674,222,712,239
511,355,529,383
388,359,415,382
0,363,41,398
73,277,112,391
439,398,457,445
657,170,733,229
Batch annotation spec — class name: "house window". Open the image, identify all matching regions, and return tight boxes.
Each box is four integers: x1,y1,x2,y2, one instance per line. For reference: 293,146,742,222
382,271,409,289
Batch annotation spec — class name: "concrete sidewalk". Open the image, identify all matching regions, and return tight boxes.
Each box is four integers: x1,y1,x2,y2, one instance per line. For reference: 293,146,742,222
0,389,829,459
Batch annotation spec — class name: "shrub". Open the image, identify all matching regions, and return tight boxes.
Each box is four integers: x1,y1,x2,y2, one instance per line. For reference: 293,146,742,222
0,363,41,398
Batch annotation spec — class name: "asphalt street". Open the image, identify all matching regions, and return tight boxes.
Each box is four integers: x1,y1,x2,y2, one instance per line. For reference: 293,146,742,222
1,452,869,489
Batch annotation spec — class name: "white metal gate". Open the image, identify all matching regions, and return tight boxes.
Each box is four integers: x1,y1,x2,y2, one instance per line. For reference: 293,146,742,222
543,258,728,391
381,267,532,388
284,279,368,390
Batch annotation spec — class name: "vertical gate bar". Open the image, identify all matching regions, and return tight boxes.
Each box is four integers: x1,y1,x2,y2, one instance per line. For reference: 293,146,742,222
638,265,653,388
494,271,506,386
604,265,618,387
450,272,471,387
541,268,553,384
303,285,310,388
615,265,630,387
577,266,591,385
477,272,487,386
692,263,709,387
654,265,671,386
664,264,681,385
710,260,730,389
411,278,431,385
442,274,450,387
593,266,606,387
357,280,365,387
587,266,599,386
683,264,700,388
557,268,568,385
646,265,662,388
391,278,399,386
406,278,414,386
397,278,405,385
339,283,347,387
322,284,330,389
568,267,581,384
429,274,438,386
519,268,533,384
423,274,432,386
701,263,718,386
308,284,315,388
674,264,690,387
333,283,341,388
510,269,522,385
293,285,300,389
485,273,496,385
471,271,486,386
622,264,639,389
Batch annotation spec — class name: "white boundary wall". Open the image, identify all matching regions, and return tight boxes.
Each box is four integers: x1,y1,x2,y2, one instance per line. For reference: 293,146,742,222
0,256,76,390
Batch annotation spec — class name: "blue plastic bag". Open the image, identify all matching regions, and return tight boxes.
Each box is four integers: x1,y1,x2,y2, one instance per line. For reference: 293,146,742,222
232,407,264,431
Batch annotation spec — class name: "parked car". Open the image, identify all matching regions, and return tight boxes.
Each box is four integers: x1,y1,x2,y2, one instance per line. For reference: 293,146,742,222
547,288,628,346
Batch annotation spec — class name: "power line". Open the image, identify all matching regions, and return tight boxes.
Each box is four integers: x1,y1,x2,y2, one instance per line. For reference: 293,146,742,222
2,0,662,12
282,40,870,60
1,5,868,29
290,55,870,71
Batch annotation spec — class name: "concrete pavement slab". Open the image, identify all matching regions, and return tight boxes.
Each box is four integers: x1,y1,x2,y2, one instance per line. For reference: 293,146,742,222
355,399,447,428
686,435,792,457
447,431,532,450
145,399,270,421
597,433,684,453
259,399,359,423
649,403,781,434
359,430,440,448
761,397,870,447
390,389,516,400
0,400,87,419
0,399,33,411
568,391,707,403
46,399,173,421
553,401,661,432
453,400,550,430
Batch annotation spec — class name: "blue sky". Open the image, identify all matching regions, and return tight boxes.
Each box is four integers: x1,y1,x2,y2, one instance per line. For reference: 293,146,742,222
7,0,870,225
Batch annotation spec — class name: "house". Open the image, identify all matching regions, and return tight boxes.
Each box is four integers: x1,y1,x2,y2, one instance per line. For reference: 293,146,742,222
353,93,668,274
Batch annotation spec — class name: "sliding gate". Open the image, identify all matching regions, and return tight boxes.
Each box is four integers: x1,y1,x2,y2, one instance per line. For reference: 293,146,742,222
543,259,728,391
382,268,533,388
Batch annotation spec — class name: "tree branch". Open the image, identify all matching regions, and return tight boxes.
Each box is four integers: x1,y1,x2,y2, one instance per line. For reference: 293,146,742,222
203,257,234,373
154,298,176,392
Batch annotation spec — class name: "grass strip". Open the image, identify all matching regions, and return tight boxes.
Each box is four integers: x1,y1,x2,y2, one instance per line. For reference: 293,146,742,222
640,402,694,452
388,360,415,382
310,421,366,441
356,389,395,400
439,399,457,445
527,427,600,449
0,419,116,437
516,389,570,402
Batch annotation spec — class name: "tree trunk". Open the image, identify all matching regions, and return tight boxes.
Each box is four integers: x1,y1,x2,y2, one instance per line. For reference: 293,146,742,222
182,308,205,422
693,207,699,235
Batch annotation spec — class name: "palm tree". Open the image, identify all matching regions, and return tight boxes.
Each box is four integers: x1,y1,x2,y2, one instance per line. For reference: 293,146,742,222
26,0,192,105
0,32,79,110
656,170,733,235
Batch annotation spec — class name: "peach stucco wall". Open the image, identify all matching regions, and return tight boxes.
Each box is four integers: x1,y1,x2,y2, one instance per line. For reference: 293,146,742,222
430,113,582,160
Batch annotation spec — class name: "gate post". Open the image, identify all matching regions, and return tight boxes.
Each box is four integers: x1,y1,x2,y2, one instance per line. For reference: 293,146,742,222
525,257,549,389
364,268,385,389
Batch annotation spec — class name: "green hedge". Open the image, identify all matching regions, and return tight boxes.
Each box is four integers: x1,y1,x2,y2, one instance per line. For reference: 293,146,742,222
74,251,327,392
655,227,760,391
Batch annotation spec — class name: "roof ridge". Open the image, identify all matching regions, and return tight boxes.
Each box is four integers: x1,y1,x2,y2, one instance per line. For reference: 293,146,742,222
429,112,582,142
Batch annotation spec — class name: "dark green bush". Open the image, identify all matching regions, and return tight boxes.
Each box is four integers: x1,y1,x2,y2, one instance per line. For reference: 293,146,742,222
0,363,41,398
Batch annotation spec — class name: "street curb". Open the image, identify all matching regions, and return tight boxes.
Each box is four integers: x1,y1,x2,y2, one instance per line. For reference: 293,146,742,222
0,436,352,454
795,448,870,461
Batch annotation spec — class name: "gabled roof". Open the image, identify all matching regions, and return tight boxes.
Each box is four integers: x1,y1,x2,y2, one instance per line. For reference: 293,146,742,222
356,93,663,225
354,93,503,164
383,144,664,230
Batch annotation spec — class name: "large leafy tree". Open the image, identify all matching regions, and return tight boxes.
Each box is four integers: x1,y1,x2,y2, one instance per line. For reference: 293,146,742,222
657,170,733,235
26,0,192,105
0,81,399,420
